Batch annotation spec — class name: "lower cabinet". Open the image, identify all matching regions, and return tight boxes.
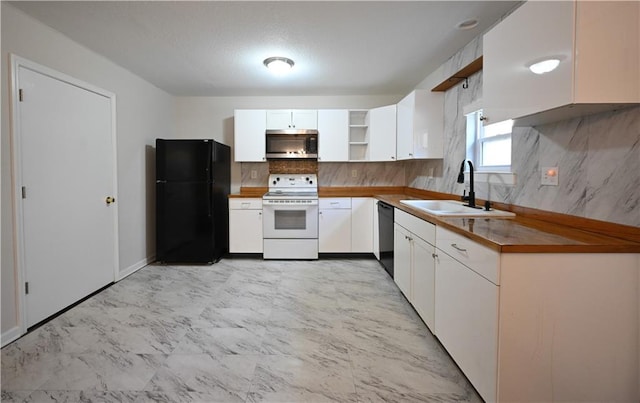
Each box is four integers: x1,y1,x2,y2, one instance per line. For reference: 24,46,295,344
435,246,498,402
351,197,374,252
319,198,352,253
393,209,436,331
318,197,375,253
229,198,263,253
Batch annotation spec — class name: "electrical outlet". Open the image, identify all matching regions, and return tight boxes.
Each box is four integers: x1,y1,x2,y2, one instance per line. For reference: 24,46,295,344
428,167,434,178
351,169,358,178
250,170,257,179
541,167,559,186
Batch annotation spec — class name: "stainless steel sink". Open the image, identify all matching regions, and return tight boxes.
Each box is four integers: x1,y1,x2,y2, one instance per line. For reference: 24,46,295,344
400,199,515,218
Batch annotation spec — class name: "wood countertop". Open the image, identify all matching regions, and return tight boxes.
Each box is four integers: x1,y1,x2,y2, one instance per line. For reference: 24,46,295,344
230,187,640,253
377,194,640,254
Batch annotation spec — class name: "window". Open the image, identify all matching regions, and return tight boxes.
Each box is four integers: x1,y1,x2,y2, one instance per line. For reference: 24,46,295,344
465,109,512,171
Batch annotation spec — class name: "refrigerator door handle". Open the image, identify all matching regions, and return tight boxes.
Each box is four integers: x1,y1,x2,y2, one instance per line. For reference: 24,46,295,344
207,185,213,217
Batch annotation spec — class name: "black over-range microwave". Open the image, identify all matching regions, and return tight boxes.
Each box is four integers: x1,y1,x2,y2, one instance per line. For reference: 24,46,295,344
265,129,318,159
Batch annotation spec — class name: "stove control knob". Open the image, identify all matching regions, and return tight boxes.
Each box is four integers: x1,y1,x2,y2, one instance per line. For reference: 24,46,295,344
305,177,310,181
272,180,277,185
276,177,280,181
309,180,313,184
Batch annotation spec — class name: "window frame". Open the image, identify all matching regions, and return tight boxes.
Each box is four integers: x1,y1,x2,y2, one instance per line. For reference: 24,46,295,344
466,109,512,172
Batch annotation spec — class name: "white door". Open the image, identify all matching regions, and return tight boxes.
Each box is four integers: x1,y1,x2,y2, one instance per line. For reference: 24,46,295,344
16,64,117,328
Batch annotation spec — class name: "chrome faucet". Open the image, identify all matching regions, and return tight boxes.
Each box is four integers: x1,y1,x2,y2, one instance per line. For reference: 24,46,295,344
457,160,476,208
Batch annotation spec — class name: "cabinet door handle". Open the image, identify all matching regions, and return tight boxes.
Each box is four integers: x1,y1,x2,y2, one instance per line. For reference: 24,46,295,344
432,253,438,259
451,243,467,252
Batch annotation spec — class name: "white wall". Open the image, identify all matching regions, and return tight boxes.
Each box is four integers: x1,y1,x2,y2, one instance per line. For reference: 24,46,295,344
1,3,176,339
175,95,402,193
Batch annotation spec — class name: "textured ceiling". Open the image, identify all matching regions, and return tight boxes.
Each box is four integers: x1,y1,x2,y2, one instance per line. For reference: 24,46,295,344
10,1,520,96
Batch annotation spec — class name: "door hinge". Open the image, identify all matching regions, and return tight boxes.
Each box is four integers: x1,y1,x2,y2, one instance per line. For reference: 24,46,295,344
21,186,26,199
25,282,29,295
19,89,24,102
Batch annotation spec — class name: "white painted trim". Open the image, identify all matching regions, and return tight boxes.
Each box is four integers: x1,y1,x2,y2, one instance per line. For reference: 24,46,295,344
9,54,119,337
466,171,516,186
1,327,22,348
118,256,154,281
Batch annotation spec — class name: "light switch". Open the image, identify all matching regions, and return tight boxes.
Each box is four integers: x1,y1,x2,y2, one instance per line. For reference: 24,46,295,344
541,167,558,186
250,170,257,179
351,169,358,178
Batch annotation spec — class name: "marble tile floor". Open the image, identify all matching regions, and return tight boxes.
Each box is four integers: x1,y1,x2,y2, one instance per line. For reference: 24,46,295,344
1,258,482,403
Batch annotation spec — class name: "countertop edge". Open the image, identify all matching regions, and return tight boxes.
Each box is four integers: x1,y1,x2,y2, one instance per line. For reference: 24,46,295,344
229,187,640,254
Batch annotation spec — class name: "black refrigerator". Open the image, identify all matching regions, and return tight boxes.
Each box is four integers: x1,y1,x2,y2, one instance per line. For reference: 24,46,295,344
156,139,230,264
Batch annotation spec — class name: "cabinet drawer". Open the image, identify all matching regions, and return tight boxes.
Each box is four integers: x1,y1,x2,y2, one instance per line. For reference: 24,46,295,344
436,227,499,285
229,198,262,210
395,209,435,245
319,198,351,209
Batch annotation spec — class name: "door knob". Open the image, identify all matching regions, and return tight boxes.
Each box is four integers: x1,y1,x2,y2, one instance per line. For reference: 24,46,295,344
105,196,116,205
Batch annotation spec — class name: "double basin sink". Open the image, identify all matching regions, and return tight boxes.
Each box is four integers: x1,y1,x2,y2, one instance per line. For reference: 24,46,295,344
400,199,515,218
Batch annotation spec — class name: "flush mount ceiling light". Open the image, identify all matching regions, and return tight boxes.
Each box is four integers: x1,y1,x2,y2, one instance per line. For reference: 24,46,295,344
528,58,560,74
456,18,479,30
264,57,294,74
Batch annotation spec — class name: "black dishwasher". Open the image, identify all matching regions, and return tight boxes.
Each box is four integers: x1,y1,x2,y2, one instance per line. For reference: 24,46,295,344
377,201,394,278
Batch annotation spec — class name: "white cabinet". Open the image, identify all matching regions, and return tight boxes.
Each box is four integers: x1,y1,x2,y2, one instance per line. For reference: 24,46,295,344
368,105,397,162
348,106,396,162
229,198,263,253
348,110,369,161
483,0,640,126
411,237,435,331
266,109,318,130
393,223,412,298
351,198,374,253
393,209,436,331
234,110,266,162
319,198,351,253
435,227,498,402
317,109,349,162
396,90,443,160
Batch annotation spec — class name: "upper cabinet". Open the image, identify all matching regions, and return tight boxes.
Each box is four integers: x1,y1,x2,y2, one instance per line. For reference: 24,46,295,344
234,109,266,162
348,106,397,162
396,90,444,160
266,109,318,130
317,109,349,162
368,105,397,162
483,0,639,127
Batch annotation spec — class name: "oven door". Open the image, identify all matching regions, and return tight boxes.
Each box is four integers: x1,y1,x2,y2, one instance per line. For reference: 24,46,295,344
263,203,318,239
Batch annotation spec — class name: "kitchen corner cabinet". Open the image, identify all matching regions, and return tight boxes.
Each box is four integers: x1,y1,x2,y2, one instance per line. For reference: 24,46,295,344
393,209,436,331
317,109,349,162
234,110,266,162
319,198,352,253
396,90,443,160
266,109,318,130
348,110,369,161
229,198,263,253
368,105,397,162
483,0,639,126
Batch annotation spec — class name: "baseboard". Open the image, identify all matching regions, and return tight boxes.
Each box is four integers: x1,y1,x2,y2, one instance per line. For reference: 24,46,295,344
118,255,154,281
1,326,22,347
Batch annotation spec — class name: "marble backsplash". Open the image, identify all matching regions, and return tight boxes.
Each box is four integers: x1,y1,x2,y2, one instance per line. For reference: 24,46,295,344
240,32,639,228
405,33,640,228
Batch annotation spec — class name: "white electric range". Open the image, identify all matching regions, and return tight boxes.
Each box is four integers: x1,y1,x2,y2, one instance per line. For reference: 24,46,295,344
262,174,318,259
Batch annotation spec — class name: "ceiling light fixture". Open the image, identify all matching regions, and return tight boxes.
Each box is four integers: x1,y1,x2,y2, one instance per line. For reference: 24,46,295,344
528,58,560,75
264,57,294,74
456,18,479,30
